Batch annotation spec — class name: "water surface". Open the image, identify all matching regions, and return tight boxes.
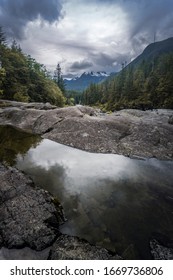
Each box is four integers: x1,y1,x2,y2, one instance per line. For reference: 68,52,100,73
1,125,173,259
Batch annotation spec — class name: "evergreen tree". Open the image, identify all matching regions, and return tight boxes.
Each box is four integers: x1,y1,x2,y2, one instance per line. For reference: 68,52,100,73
54,63,66,94
11,40,22,52
0,26,6,45
0,67,6,96
0,30,65,106
81,52,173,110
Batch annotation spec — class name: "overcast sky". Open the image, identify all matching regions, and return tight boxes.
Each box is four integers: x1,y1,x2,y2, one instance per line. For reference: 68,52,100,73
0,0,173,77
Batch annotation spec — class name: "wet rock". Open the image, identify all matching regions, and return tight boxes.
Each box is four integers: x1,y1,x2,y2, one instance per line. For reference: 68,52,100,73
49,234,122,260
0,163,122,260
168,115,173,125
122,244,138,260
0,246,51,260
0,164,62,250
150,239,173,260
0,234,2,247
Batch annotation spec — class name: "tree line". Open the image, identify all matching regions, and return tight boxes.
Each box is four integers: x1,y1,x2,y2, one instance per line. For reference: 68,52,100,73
83,52,173,111
0,27,65,106
1,25,173,110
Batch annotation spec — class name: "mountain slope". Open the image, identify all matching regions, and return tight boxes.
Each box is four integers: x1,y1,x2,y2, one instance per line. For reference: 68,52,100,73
83,37,173,110
64,71,112,91
130,37,173,68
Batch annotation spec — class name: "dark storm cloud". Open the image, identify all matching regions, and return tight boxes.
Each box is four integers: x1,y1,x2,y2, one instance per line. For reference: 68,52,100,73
88,0,116,3
91,52,130,69
69,60,93,72
0,0,63,38
120,0,173,61
91,52,117,67
73,0,173,72
94,53,114,66
1,0,172,74
94,0,173,41
122,0,173,39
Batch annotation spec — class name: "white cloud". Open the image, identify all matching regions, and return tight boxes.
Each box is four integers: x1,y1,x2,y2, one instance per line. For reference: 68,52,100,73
2,0,173,76
19,0,131,75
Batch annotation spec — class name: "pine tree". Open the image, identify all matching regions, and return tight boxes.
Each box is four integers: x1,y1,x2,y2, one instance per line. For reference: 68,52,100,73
11,40,22,52
54,63,66,94
0,28,65,106
0,26,6,45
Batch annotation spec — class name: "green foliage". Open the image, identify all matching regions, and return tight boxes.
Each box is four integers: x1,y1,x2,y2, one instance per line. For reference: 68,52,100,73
53,63,66,95
13,91,29,103
0,28,65,107
67,97,75,106
83,83,104,106
65,90,83,105
82,53,173,110
0,67,6,96
0,26,6,45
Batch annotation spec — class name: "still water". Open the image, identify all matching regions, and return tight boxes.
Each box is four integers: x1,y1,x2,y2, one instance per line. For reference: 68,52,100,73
1,125,173,259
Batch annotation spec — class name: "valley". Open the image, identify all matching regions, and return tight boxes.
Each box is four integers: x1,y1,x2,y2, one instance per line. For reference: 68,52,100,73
1,26,173,261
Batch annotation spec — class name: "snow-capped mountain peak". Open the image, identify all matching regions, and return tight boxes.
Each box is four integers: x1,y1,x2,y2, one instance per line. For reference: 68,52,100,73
63,70,115,91
82,71,109,77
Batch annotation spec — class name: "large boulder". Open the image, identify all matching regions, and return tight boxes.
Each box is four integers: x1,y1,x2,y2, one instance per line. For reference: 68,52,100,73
0,164,62,250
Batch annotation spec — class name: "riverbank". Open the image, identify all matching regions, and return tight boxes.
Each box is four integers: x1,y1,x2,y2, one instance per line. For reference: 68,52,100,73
0,163,121,260
0,100,173,260
1,163,173,260
0,100,173,160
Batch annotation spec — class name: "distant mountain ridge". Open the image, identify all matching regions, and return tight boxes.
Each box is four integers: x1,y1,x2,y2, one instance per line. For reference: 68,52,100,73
108,37,173,81
128,37,173,68
64,71,114,91
82,37,173,110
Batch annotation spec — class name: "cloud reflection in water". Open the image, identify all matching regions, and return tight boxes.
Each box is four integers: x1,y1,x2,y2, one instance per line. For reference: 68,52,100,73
16,139,173,259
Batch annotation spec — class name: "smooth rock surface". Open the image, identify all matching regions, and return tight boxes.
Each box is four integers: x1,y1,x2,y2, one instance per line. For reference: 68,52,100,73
0,101,173,160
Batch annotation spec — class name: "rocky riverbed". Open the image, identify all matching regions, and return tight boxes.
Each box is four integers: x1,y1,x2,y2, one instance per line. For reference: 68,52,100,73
0,100,173,259
0,100,173,160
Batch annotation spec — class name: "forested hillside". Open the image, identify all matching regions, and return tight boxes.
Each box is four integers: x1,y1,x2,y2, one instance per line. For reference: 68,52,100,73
1,26,173,111
0,28,65,106
83,38,173,111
